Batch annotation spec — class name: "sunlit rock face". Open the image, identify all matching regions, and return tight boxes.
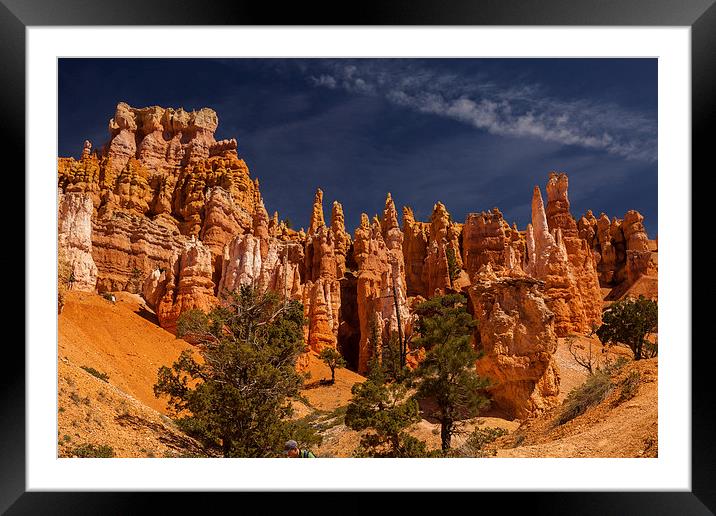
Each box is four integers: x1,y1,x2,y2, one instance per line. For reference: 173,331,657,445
544,172,602,333
524,174,602,336
58,103,259,303
402,207,430,297
578,207,657,291
302,189,342,353
469,272,560,419
154,237,217,334
462,207,525,279
352,195,410,374
218,196,303,301
58,191,98,292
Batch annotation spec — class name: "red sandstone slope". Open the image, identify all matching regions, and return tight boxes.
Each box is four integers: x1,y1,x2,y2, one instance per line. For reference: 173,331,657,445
58,291,196,413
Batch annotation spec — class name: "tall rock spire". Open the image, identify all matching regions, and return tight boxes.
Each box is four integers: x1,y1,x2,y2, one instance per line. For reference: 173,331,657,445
423,201,462,296
302,187,341,355
308,188,325,235
330,200,351,277
402,206,429,297
526,176,601,336
381,193,399,232
531,186,556,254
546,172,578,237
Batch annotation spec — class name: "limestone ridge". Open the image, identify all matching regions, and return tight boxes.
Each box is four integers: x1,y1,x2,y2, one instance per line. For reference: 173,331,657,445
58,104,657,413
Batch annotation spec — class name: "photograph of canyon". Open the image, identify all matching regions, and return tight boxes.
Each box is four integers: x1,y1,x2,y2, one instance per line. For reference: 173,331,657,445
57,58,658,459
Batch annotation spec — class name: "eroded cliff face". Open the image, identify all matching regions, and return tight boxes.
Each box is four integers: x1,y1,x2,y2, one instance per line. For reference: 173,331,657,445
469,272,561,419
402,207,430,297
578,207,657,292
353,195,410,374
524,176,602,336
424,202,463,297
401,202,468,298
58,191,98,292
153,237,217,334
462,208,524,279
623,210,656,285
544,172,602,333
217,195,303,301
58,102,656,418
302,189,342,354
58,103,258,294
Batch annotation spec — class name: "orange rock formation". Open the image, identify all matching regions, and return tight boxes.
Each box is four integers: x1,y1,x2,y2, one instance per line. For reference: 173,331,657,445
154,237,217,333
402,207,430,297
58,191,98,292
469,272,560,419
58,103,656,418
525,175,601,336
352,195,410,373
578,208,657,290
462,207,524,278
545,172,602,332
303,189,342,353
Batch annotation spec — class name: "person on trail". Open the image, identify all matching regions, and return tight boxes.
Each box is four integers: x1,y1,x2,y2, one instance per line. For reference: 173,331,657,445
284,440,316,458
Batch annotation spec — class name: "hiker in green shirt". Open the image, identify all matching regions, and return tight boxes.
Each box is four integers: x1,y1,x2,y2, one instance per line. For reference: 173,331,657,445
284,440,316,458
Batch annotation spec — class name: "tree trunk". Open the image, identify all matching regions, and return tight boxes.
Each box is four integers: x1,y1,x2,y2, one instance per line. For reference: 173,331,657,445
391,433,401,456
441,421,452,452
331,367,336,383
222,437,232,457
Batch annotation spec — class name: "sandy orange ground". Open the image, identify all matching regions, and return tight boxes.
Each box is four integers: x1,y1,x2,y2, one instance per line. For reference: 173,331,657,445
57,357,206,458
58,291,195,413
493,358,658,458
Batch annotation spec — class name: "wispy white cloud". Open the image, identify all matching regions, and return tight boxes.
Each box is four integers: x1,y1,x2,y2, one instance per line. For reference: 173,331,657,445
311,74,337,89
304,60,656,162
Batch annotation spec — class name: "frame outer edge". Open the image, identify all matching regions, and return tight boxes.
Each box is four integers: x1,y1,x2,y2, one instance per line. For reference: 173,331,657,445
0,0,26,513
691,1,716,513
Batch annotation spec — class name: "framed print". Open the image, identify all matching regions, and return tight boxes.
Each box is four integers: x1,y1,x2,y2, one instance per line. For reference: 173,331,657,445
4,0,711,512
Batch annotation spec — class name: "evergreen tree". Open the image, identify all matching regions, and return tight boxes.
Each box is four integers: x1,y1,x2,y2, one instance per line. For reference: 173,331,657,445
318,347,346,384
597,296,658,360
445,246,461,288
345,357,426,457
412,293,490,452
153,285,306,457
381,331,409,384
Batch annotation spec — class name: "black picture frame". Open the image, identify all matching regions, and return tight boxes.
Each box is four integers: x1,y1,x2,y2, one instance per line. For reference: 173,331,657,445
4,0,708,513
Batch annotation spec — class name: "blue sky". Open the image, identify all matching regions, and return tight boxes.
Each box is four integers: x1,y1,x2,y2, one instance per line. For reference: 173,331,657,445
59,58,657,237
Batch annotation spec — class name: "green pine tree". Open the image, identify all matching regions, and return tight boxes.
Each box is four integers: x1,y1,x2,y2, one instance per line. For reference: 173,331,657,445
412,293,490,452
153,285,307,457
345,356,426,458
318,347,346,384
596,295,658,360
445,246,461,287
